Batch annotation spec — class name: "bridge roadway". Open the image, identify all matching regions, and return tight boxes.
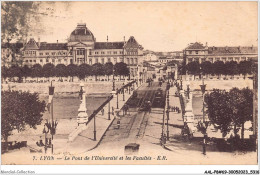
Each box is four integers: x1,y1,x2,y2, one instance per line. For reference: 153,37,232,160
97,81,167,150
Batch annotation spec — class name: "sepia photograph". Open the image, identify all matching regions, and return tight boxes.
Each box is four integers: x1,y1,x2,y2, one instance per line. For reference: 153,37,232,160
1,0,258,169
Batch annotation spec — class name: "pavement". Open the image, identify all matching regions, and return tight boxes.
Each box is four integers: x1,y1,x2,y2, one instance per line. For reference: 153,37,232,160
63,84,134,155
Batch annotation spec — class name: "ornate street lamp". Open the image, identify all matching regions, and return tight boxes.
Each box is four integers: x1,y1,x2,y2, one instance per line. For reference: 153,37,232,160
122,83,125,101
93,113,97,141
112,68,115,92
180,76,183,90
161,109,166,145
199,78,208,155
108,101,111,120
42,125,48,154
166,89,170,141
44,119,58,154
116,88,119,109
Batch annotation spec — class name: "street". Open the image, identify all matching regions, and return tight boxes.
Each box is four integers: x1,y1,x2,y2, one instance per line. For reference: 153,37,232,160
96,81,167,151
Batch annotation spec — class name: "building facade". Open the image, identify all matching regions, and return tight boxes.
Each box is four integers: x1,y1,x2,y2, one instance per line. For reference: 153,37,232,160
22,23,144,77
184,42,258,64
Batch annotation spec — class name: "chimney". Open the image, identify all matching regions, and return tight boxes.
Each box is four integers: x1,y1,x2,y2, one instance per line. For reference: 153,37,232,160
205,42,208,46
124,36,125,43
57,40,58,43
38,37,40,47
107,35,108,42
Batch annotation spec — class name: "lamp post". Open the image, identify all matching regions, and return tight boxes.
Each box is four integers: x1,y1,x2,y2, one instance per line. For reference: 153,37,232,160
48,81,57,154
166,90,170,141
42,125,48,154
161,109,166,145
180,76,183,90
116,88,119,109
199,77,207,155
112,69,115,92
186,82,190,99
93,113,96,141
122,83,125,101
108,101,111,120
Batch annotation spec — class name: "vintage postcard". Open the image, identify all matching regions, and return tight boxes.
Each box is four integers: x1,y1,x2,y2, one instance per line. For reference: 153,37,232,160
1,1,259,169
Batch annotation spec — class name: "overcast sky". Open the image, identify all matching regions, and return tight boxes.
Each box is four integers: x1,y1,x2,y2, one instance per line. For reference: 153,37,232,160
30,1,258,52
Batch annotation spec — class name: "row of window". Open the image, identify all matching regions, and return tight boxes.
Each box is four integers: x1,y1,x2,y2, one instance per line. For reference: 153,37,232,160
76,57,138,65
187,57,248,63
91,51,124,55
23,50,138,56
24,58,68,63
126,52,138,55
25,51,36,55
24,51,68,56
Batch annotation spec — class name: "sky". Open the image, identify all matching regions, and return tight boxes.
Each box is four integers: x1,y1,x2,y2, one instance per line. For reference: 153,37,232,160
29,1,258,52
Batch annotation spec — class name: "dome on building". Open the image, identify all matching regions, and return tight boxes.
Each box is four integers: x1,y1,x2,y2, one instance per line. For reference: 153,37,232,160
69,23,95,42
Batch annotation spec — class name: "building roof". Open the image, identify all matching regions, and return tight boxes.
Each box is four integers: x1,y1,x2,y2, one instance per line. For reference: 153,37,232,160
24,38,39,50
124,36,143,49
23,38,67,50
39,43,67,50
94,42,124,50
186,42,205,50
208,46,258,55
69,23,95,42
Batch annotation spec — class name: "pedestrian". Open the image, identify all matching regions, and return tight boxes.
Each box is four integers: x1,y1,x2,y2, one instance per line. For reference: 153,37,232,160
112,107,114,116
117,120,120,129
125,104,129,115
101,108,104,116
147,101,152,114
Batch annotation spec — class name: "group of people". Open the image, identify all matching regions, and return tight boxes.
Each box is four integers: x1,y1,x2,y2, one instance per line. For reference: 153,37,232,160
36,137,51,148
146,78,154,87
170,106,181,113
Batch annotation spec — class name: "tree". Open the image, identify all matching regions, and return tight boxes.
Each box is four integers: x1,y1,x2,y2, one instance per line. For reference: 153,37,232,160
78,64,92,80
1,66,9,82
31,64,42,82
55,64,67,81
1,2,40,42
238,60,253,79
1,90,46,150
92,63,104,81
42,63,55,80
103,62,113,80
225,61,238,78
21,65,32,82
67,64,78,82
114,62,129,79
206,88,253,139
179,60,186,75
236,88,253,139
7,65,22,82
213,61,225,78
200,61,212,77
205,89,233,137
185,61,200,79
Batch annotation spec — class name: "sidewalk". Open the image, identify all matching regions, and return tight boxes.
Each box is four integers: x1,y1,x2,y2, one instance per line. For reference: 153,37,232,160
63,86,133,154
163,85,185,149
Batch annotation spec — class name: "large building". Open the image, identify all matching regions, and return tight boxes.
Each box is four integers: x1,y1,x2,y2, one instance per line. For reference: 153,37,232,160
21,23,144,77
184,42,258,64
